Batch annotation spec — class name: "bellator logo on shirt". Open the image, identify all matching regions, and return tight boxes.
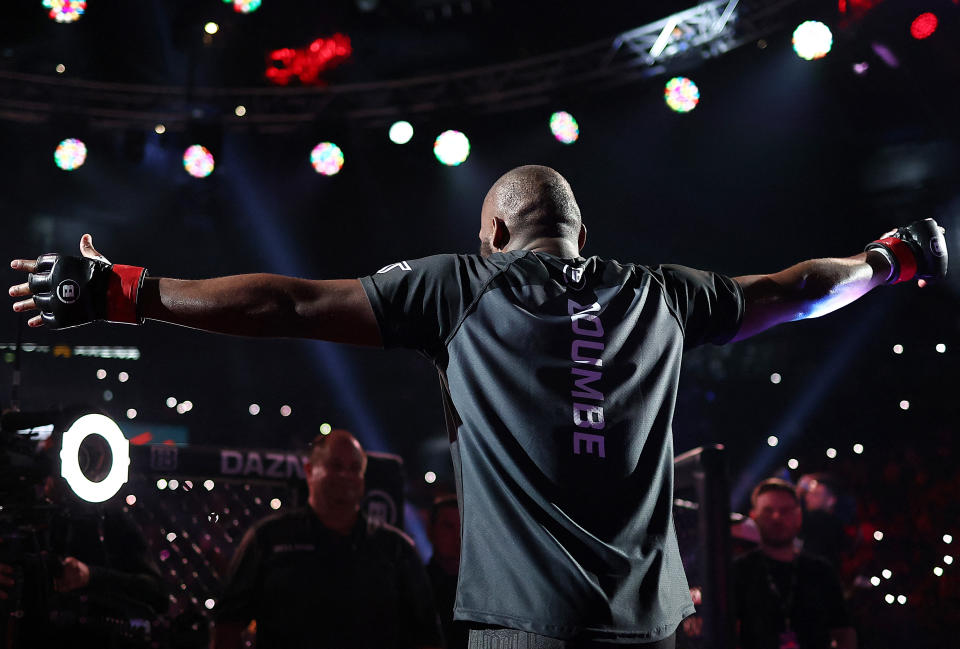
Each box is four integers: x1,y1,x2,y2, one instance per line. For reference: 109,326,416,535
377,261,412,273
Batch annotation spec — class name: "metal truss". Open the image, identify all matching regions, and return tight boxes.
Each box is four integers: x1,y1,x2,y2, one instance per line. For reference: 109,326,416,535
0,0,802,132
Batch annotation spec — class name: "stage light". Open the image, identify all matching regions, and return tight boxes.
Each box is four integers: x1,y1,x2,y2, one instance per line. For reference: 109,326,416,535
770,372,782,384
787,458,799,470
157,478,168,490
870,576,881,586
118,371,129,382
434,130,470,166
167,532,177,542
54,138,87,171
155,124,166,135
320,423,332,435
60,414,130,503
182,401,193,412
549,111,580,144
945,534,954,544
205,598,216,610
224,0,261,13
126,409,137,419
96,369,107,379
792,21,832,60
911,13,937,40
389,121,414,144
425,471,437,484
270,498,281,510
183,145,215,178
884,594,894,604
204,22,219,35
897,595,907,605
853,443,864,454
893,344,903,354
882,568,892,578
945,555,954,565
166,397,177,408
767,436,778,447
936,343,946,353
826,447,837,459
55,64,66,74
280,405,292,417
664,77,700,113
248,403,260,415
43,0,86,23
875,531,884,541
103,390,113,402
176,403,187,414
310,142,345,176
126,494,136,506
169,479,179,490
852,62,869,75
934,566,944,576
899,400,910,410
204,480,215,491
235,105,247,117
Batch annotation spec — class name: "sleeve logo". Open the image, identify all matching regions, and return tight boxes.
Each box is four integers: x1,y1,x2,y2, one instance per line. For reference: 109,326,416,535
377,261,412,274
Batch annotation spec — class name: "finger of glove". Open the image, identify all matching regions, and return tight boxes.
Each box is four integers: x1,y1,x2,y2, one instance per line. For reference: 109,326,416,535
27,271,51,294
35,254,57,273
31,295,51,312
40,312,59,328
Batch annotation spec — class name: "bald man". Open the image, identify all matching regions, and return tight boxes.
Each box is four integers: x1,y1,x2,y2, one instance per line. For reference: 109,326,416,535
9,165,948,648
212,430,443,649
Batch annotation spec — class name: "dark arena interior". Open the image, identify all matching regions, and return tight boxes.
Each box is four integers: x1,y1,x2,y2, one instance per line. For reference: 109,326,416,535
0,1,958,648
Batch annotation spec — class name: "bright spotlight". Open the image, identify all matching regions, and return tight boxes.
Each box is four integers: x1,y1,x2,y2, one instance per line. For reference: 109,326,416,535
933,566,944,577
853,443,864,454
875,531,884,541
433,130,470,166
945,534,954,544
248,403,261,416
910,13,938,40
787,458,799,470
43,0,86,23
126,494,137,506
204,22,219,35
664,77,700,113
96,369,107,380
55,64,66,74
826,447,837,459
792,21,833,61
280,405,292,417
205,598,216,610
224,0,262,14
118,371,129,383
157,478,168,490
897,595,907,605
60,414,130,503
203,479,215,491
389,121,414,145
166,532,177,542
169,479,179,490
899,400,910,410
269,498,281,510
549,111,579,144
881,569,892,579
166,397,177,408
54,138,87,171
945,555,955,565
893,344,903,354
319,423,332,435
310,142,345,176
935,343,946,353
155,124,166,135
770,373,782,384
870,576,880,586
767,436,779,447
235,105,247,117
126,409,137,419
183,145,215,178
884,594,894,604
424,471,437,484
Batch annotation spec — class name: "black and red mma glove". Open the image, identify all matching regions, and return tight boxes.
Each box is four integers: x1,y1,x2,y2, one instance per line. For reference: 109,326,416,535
27,254,147,329
865,218,948,284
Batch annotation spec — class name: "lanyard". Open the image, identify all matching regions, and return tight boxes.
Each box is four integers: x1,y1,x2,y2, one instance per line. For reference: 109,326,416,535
762,555,798,632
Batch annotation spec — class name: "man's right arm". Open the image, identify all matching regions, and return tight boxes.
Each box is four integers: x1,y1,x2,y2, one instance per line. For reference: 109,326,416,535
731,251,891,342
732,219,947,341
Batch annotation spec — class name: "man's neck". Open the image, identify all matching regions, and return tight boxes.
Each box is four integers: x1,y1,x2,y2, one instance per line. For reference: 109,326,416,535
510,236,581,259
309,497,358,535
759,542,797,562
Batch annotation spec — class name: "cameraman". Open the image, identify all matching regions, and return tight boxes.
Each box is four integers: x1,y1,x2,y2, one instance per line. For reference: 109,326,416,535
0,432,167,648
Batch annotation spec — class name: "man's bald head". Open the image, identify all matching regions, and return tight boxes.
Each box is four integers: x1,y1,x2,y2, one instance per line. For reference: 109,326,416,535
479,165,583,257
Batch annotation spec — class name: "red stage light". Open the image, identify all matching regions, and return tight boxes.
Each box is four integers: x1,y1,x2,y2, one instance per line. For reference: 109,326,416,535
265,34,352,85
910,13,938,40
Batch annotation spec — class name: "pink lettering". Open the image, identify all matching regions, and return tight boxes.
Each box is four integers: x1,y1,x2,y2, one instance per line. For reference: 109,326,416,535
573,432,606,457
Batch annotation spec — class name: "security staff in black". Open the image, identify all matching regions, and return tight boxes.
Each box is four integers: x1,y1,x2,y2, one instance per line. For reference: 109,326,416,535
10,165,949,648
212,430,443,649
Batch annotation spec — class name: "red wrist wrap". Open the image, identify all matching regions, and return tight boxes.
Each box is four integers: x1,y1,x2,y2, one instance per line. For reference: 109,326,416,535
875,237,917,284
106,265,146,324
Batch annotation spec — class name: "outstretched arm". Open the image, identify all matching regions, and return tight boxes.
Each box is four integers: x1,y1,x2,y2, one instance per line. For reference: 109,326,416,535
731,219,947,342
9,234,382,346
731,251,890,342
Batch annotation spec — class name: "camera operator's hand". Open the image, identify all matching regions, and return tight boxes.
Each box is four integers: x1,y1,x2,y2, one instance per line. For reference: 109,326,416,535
0,562,13,600
54,556,90,592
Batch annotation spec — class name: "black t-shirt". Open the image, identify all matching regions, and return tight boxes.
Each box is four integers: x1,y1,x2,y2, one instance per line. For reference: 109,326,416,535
734,550,850,649
361,251,743,642
215,509,442,649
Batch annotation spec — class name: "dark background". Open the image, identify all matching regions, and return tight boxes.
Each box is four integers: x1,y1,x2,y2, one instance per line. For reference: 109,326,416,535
0,0,958,636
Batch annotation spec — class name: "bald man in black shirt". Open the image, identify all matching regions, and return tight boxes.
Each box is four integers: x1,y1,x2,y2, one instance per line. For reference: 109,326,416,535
10,165,947,648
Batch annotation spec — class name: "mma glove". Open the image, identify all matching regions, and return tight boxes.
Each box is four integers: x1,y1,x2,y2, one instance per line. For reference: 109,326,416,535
865,218,948,284
27,254,147,329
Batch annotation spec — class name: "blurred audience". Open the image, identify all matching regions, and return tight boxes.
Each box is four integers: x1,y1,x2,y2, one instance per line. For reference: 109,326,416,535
425,495,466,649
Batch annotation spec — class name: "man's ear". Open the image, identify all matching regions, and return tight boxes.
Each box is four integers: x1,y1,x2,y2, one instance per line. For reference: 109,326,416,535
578,223,587,252
492,217,510,251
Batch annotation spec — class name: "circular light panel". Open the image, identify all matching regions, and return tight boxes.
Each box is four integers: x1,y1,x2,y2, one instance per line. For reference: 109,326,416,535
549,111,579,144
792,21,833,60
54,138,87,171
183,145,215,178
664,77,700,113
433,130,470,166
60,414,130,503
311,142,345,175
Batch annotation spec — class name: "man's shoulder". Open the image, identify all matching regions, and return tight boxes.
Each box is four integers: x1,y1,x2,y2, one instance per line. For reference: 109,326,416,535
797,550,838,573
